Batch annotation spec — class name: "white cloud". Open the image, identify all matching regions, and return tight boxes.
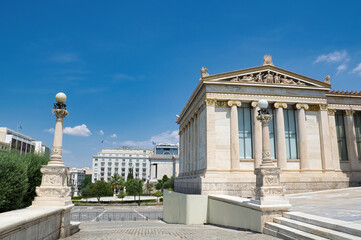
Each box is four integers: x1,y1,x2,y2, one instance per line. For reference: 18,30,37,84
113,73,135,81
99,130,104,135
63,124,92,137
115,130,178,148
110,133,117,138
351,63,361,75
336,64,347,75
315,50,349,63
63,149,72,154
45,128,55,133
51,53,81,63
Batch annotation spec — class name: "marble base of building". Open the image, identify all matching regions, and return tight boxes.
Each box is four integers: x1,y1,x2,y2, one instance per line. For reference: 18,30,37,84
175,171,353,197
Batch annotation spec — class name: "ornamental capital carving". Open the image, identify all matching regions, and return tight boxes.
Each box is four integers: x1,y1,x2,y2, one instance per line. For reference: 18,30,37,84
274,102,287,109
205,99,216,106
295,103,309,110
328,109,337,115
319,104,328,111
251,101,258,108
52,109,68,119
215,101,228,108
345,109,355,116
256,114,272,123
227,100,242,107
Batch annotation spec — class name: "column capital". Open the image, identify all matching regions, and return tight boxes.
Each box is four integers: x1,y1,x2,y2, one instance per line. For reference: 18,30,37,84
251,101,258,108
319,104,328,111
274,102,288,109
295,103,309,110
345,109,355,116
227,100,242,107
52,109,68,119
205,98,216,106
328,109,337,115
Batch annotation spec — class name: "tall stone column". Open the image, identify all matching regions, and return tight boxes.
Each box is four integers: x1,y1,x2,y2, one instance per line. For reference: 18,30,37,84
251,102,262,168
274,103,287,169
179,129,183,175
228,100,242,170
253,109,290,207
319,105,334,171
205,99,216,170
344,110,361,171
32,93,73,238
296,103,310,171
328,109,341,171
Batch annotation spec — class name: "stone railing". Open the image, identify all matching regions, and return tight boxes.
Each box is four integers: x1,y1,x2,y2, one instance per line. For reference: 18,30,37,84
0,205,78,240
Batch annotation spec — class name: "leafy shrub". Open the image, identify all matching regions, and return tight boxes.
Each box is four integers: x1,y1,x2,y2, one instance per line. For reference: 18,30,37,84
0,151,29,212
0,151,49,212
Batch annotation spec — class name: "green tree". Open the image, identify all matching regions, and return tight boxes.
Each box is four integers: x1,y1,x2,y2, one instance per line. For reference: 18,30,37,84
109,173,124,194
127,168,134,180
81,175,92,190
90,181,113,202
22,153,49,207
81,186,92,202
163,176,175,191
0,151,29,212
155,174,170,192
118,193,126,201
125,178,143,201
153,191,163,202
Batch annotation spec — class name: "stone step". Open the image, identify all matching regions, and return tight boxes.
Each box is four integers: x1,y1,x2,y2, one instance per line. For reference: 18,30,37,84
264,222,328,240
274,217,361,240
283,212,361,237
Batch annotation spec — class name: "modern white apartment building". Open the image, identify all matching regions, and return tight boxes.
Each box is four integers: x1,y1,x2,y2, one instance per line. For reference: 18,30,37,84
0,127,49,154
92,147,153,183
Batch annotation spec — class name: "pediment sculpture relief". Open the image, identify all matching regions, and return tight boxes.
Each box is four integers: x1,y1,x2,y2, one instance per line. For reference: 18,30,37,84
229,70,308,86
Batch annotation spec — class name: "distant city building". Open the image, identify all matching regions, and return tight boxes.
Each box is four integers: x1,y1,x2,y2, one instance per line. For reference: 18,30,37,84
0,127,49,154
92,147,153,183
68,167,91,196
149,143,179,182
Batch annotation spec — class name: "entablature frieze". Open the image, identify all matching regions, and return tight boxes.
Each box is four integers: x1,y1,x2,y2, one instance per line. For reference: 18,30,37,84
327,104,361,112
205,92,327,105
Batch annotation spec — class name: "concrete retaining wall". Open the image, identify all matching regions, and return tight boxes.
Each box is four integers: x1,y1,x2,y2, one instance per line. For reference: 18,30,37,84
163,190,208,224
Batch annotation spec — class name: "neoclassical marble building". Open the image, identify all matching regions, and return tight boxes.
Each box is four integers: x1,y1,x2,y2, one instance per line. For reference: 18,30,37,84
175,55,361,197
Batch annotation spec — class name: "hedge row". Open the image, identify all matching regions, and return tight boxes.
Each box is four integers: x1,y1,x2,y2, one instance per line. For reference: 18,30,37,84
0,151,49,212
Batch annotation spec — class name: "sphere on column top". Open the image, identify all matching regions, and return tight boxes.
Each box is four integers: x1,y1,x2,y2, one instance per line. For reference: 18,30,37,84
55,92,67,103
258,99,268,109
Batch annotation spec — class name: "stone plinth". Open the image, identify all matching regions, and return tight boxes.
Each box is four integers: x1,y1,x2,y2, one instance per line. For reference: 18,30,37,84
33,165,72,207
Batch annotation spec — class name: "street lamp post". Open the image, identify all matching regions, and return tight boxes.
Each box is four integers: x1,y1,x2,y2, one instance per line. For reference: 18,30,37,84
252,99,290,206
32,92,73,238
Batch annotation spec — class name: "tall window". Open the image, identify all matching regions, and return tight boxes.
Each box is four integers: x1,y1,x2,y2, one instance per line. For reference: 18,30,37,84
335,111,348,161
354,111,361,160
238,104,253,159
284,107,298,159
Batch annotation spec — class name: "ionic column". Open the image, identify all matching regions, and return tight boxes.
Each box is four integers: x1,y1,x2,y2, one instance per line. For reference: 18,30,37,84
344,110,361,171
179,129,183,175
228,100,242,170
186,122,191,174
205,99,216,170
296,103,310,170
274,102,288,169
319,105,334,171
328,109,341,171
251,102,262,168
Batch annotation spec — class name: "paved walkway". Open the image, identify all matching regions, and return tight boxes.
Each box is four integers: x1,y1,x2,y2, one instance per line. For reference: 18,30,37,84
287,187,361,224
63,221,277,240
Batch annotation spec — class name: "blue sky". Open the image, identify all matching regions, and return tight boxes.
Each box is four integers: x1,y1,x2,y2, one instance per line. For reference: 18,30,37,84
1,1,361,168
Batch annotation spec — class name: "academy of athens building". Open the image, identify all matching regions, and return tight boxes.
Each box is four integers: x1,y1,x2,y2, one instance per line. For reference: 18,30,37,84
175,55,361,197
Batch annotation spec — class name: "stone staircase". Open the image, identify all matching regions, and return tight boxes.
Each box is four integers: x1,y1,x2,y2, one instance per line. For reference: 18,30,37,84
264,212,361,240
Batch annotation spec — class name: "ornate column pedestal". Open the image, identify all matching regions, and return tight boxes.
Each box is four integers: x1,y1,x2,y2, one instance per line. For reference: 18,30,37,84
33,108,72,207
252,112,290,207
32,93,73,238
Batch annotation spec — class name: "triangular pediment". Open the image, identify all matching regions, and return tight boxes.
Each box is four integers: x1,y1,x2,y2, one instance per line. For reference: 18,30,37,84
202,65,331,89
